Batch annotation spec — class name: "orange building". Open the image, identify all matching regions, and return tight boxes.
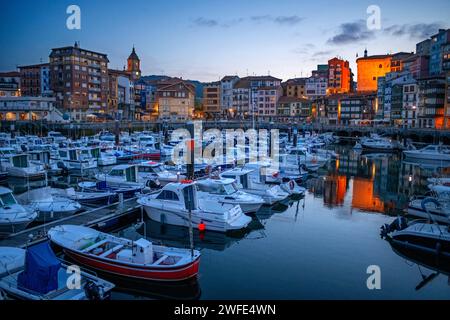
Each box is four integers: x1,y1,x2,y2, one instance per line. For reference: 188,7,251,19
356,50,392,92
328,58,351,94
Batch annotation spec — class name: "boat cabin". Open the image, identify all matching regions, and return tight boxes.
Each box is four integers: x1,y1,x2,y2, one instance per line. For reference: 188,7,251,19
196,178,239,196
220,168,254,190
107,165,139,183
28,150,51,165
154,182,198,211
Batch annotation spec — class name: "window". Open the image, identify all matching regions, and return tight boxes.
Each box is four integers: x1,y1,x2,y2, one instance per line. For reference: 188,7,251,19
156,190,179,201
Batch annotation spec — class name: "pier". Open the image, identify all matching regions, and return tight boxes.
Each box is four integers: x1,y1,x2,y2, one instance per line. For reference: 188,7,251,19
2,120,450,144
0,198,142,248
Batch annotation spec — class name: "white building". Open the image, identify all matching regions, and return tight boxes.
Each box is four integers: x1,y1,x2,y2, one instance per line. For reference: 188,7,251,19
0,97,67,122
220,76,239,117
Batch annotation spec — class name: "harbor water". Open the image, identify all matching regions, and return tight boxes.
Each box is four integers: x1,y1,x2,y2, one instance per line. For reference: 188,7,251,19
3,146,450,300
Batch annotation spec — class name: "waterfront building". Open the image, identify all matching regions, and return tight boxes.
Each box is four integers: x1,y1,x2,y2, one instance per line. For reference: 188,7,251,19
220,76,239,117
327,58,351,94
390,52,415,73
232,76,282,120
108,69,135,120
305,66,328,99
203,81,221,119
127,46,141,82
18,63,52,97
402,80,420,128
416,39,431,56
429,29,450,76
277,96,310,123
282,78,307,98
356,49,392,92
339,93,376,125
49,42,109,121
0,96,66,122
417,75,446,129
444,42,450,129
402,54,429,79
0,72,21,97
156,78,195,121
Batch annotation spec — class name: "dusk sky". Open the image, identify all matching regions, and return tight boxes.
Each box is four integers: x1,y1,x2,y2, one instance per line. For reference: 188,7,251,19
1,0,449,81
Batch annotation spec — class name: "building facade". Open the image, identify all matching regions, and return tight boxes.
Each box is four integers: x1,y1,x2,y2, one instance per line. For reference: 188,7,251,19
220,76,239,117
203,81,221,118
156,78,195,121
339,93,376,125
306,67,328,99
18,63,52,97
277,96,310,122
0,96,65,122
49,43,109,121
429,29,450,76
0,72,21,97
356,50,392,92
417,76,446,128
282,78,307,98
327,58,351,94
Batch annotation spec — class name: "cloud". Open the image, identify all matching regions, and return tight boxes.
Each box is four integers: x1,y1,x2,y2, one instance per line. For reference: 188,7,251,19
192,17,244,28
192,17,219,28
292,43,316,55
313,50,333,57
274,16,304,26
327,20,375,45
384,23,446,39
251,15,304,26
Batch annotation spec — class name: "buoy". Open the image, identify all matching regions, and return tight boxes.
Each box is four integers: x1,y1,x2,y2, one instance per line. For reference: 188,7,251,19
198,222,206,232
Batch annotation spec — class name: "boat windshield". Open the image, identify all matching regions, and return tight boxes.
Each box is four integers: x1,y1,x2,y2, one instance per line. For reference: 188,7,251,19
0,192,17,206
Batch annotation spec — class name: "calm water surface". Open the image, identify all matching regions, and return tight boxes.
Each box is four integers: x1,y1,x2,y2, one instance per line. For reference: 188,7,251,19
6,146,450,299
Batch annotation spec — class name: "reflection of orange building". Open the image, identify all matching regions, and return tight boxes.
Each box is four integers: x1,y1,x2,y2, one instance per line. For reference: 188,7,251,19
357,50,392,92
324,175,347,206
351,177,385,213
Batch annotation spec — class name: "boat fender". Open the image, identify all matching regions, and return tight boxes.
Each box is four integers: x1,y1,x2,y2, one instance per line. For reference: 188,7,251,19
198,221,206,232
84,280,105,300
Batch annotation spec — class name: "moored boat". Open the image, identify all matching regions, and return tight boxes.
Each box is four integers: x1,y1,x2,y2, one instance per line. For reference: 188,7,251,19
48,225,201,282
0,243,114,300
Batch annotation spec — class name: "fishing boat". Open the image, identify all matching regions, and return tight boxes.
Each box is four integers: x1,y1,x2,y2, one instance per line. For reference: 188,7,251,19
138,181,252,232
79,181,142,200
0,243,114,300
360,136,401,151
137,161,185,186
48,225,201,281
196,177,264,214
52,188,116,206
220,168,289,205
0,151,46,180
16,187,82,222
0,187,37,237
381,198,450,257
244,162,306,197
403,144,450,162
407,196,450,224
54,148,98,171
95,164,145,189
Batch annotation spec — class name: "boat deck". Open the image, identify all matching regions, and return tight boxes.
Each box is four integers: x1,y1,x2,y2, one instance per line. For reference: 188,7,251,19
0,198,142,248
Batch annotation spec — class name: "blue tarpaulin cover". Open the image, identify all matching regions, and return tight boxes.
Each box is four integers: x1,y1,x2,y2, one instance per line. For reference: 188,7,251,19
18,241,61,295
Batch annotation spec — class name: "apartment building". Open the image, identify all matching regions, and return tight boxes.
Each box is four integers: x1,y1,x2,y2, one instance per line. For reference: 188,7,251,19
18,63,52,97
49,42,109,121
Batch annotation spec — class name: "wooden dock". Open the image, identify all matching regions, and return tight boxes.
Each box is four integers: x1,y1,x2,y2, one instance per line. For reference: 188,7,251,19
0,198,142,248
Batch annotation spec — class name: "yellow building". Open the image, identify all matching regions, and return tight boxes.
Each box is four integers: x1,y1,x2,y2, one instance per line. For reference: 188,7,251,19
356,51,392,92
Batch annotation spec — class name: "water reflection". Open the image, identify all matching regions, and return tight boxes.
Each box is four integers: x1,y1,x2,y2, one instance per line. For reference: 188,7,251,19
388,241,450,291
307,146,450,215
